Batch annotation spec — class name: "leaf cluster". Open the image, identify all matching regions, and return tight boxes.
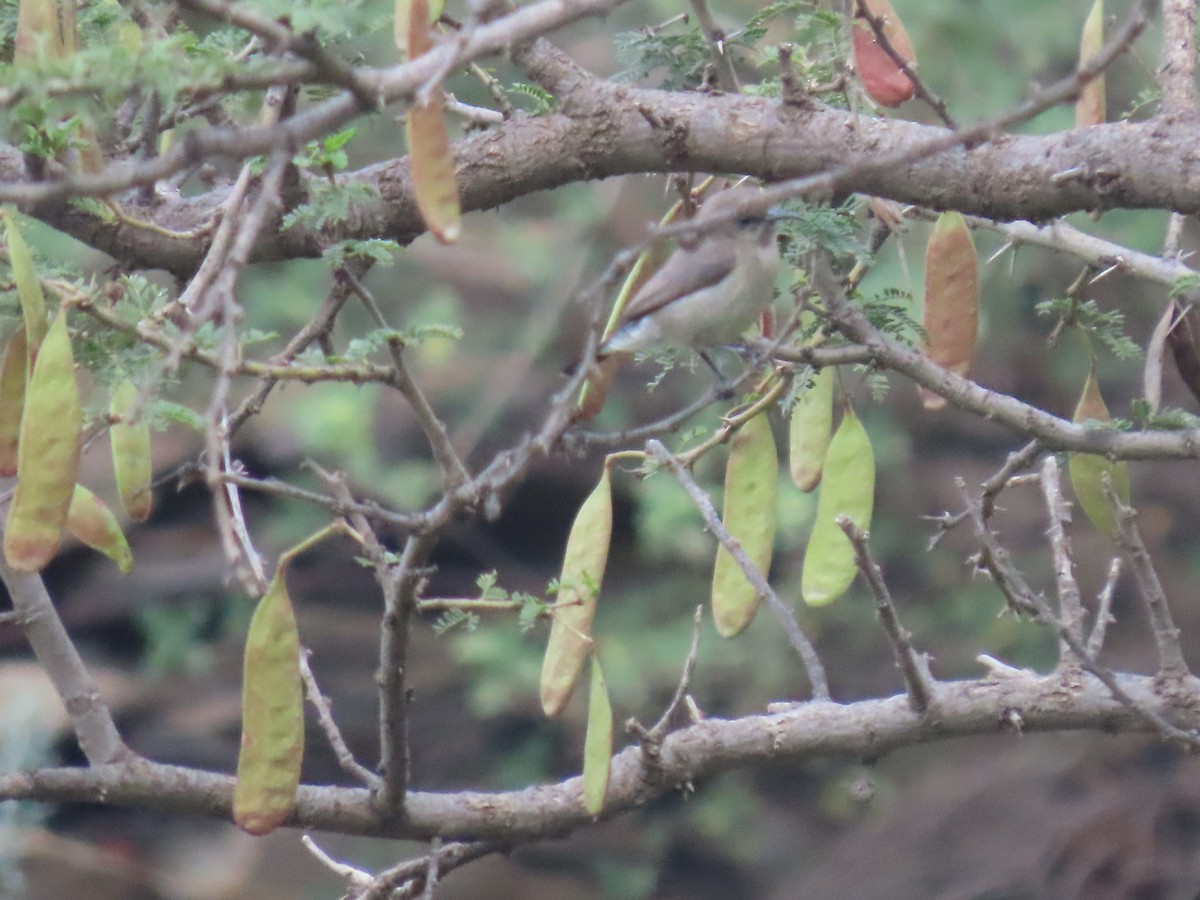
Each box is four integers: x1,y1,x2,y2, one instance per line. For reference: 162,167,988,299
1036,296,1141,360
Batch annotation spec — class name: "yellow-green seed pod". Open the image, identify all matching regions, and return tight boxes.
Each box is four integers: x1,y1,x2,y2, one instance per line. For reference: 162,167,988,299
1068,368,1129,537
801,408,875,606
711,412,778,638
3,211,47,357
110,378,153,522
1076,0,1105,128
541,469,613,718
4,309,80,572
920,211,979,410
582,654,612,817
789,367,833,492
66,484,132,574
394,0,444,54
234,565,303,836
0,328,28,476
403,0,460,244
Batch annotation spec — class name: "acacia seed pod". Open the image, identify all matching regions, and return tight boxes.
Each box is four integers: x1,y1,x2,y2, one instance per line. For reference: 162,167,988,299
540,469,613,717
1075,0,1106,128
110,378,154,522
801,407,875,606
789,367,833,492
66,484,132,574
4,309,81,572
1068,368,1130,538
920,211,979,410
234,565,304,835
711,412,778,638
852,0,917,107
0,328,28,476
582,654,613,816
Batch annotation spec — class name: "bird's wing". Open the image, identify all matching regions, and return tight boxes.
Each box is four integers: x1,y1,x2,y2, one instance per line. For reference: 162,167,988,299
619,243,737,323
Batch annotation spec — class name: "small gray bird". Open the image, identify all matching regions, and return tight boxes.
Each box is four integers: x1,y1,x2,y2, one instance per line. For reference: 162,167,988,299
600,186,781,357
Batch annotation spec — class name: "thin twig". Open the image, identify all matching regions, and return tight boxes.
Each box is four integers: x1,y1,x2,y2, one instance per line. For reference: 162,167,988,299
1105,475,1191,682
302,835,373,893
229,259,370,434
928,440,1042,547
420,837,442,900
645,440,830,701
342,269,472,493
1039,457,1085,673
960,483,1200,748
687,0,740,92
627,606,705,777
803,253,1200,460
356,840,506,900
1086,557,1123,658
839,517,934,713
299,649,380,788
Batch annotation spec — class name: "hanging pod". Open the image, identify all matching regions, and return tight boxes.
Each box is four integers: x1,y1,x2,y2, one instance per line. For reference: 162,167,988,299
234,564,304,835
1075,0,1106,128
801,407,875,606
541,468,613,717
4,309,81,572
403,0,461,243
711,412,778,638
789,367,833,492
66,485,132,574
1068,367,1129,538
0,328,28,476
3,211,48,355
852,0,917,107
582,654,613,816
920,211,979,410
110,378,154,522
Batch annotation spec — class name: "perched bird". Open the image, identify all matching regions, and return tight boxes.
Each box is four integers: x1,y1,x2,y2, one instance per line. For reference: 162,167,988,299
599,186,781,358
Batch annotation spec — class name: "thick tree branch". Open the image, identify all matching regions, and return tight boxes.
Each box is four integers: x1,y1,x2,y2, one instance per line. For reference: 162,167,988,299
5,673,1200,841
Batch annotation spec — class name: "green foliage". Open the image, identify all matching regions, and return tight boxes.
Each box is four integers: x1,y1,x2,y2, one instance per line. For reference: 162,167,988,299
1035,296,1141,359
1123,86,1161,121
323,239,400,267
151,399,206,433
432,607,479,635
1170,271,1200,298
613,27,712,89
13,107,83,159
135,600,215,677
280,180,380,234
777,199,871,266
293,128,358,175
857,286,922,345
1130,400,1200,430
615,0,844,93
506,82,557,116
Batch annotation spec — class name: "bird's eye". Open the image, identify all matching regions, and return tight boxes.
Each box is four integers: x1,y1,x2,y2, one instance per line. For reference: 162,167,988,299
737,215,760,229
